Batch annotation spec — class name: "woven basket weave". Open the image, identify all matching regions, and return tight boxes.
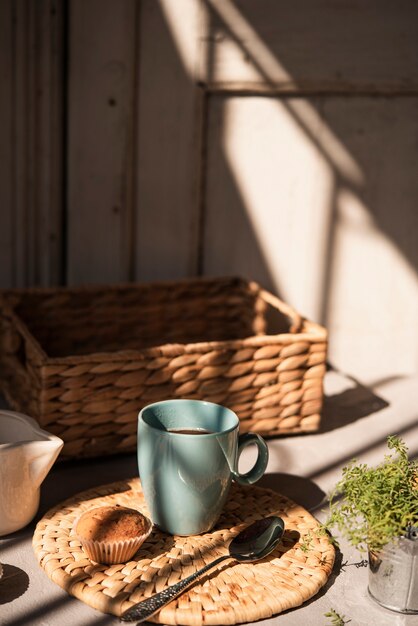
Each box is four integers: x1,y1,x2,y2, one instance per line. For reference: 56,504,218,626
0,276,327,459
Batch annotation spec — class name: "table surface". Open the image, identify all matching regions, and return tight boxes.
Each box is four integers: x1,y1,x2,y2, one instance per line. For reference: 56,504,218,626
1,370,418,626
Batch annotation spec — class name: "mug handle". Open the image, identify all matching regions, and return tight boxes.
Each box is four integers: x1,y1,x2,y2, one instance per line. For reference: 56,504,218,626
232,432,269,485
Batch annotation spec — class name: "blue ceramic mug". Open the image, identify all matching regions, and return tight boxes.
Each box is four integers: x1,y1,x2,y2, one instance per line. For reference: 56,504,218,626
137,399,269,536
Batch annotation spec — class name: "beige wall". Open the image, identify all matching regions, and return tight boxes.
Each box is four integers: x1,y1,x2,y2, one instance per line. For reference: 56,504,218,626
1,0,418,384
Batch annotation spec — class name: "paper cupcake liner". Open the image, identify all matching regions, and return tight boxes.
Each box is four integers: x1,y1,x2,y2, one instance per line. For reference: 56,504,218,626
78,534,150,564
75,511,152,564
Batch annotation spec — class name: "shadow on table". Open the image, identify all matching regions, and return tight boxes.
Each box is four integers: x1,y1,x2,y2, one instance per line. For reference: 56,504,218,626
4,600,115,626
258,472,327,512
0,564,29,605
1,594,84,626
0,529,32,552
319,368,389,433
37,453,138,520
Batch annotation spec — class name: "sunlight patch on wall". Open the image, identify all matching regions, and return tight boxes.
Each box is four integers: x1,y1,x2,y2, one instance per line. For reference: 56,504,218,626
160,0,203,79
161,0,418,381
208,0,364,185
328,188,418,382
222,96,334,322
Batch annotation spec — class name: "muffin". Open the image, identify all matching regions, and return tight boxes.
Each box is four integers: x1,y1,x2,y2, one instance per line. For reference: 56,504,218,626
75,504,152,564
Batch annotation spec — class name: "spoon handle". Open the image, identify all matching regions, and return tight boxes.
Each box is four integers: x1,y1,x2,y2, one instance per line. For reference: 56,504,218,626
120,554,230,622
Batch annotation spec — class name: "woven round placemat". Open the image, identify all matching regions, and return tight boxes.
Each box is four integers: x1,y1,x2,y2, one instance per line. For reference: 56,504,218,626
33,479,335,625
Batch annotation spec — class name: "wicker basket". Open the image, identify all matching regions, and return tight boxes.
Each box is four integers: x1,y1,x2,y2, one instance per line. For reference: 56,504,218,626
0,276,327,459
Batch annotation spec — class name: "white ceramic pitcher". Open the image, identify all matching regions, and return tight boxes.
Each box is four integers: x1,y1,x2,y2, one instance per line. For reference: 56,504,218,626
0,410,63,535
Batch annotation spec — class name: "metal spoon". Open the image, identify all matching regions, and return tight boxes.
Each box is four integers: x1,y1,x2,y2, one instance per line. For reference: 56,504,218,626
120,516,285,623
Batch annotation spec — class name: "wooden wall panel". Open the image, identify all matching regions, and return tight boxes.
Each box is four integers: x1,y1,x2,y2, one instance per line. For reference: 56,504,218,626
67,0,137,285
134,0,207,281
203,0,418,92
322,97,418,382
204,95,418,383
203,96,334,317
0,0,64,288
1,0,418,384
36,0,65,286
0,0,13,287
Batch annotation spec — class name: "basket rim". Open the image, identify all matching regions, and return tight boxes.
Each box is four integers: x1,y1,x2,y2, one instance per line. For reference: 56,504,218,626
0,275,250,297
0,276,327,366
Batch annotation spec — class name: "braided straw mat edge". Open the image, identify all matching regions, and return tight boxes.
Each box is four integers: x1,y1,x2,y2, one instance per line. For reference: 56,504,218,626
33,479,335,625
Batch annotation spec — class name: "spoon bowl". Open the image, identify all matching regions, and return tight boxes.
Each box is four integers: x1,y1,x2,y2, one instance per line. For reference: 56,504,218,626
230,516,285,562
121,515,285,622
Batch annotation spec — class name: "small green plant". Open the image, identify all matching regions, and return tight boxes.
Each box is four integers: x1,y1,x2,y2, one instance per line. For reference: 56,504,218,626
324,608,350,625
298,532,313,553
325,435,418,553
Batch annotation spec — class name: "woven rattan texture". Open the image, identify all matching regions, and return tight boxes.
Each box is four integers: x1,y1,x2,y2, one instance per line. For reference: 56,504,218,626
0,277,327,459
33,479,335,625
